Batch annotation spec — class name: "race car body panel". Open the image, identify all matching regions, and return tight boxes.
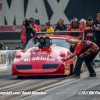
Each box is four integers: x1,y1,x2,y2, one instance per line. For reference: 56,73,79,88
12,35,75,76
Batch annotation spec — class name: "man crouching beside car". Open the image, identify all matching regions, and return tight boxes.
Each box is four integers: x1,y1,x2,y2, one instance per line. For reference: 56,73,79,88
62,38,99,78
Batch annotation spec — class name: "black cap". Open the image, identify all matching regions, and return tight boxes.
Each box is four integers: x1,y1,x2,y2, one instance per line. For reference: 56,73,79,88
30,17,35,22
46,22,51,26
87,16,93,20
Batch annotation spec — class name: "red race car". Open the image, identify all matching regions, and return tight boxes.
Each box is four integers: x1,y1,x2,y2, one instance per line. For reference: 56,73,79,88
12,35,76,78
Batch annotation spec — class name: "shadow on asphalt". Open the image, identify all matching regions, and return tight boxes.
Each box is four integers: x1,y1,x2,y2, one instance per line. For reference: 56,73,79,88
10,75,69,80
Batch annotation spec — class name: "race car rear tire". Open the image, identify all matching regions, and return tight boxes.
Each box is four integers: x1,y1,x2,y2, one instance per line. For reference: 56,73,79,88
17,76,24,79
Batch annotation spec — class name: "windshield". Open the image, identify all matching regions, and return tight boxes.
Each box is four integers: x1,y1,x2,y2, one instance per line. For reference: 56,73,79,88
25,39,70,50
25,40,35,50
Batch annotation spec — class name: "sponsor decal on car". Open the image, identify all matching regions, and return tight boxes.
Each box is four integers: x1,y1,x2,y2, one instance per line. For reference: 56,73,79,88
24,57,56,61
64,63,68,69
33,52,47,54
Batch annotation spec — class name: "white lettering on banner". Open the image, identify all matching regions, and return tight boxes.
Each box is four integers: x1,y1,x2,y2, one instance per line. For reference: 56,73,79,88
25,0,48,24
1,0,24,25
24,57,56,61
0,0,70,25
47,0,70,24
12,26,22,31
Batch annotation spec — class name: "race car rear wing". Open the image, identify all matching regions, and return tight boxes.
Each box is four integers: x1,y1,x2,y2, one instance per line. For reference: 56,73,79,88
36,31,84,40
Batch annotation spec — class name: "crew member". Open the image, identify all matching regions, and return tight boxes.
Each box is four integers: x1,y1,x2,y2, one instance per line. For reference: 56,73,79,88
62,39,99,77
84,16,94,41
68,18,83,39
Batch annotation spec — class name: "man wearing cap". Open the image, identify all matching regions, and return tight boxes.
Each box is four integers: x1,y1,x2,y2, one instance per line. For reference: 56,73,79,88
25,18,40,44
84,16,94,41
68,18,83,39
62,38,99,77
30,18,41,32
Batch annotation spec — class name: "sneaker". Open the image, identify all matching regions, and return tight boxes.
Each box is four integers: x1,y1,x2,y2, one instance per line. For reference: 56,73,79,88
89,74,96,77
71,74,80,78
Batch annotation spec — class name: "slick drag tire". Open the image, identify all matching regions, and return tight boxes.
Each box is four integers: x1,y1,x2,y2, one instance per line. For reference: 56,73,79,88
17,76,24,79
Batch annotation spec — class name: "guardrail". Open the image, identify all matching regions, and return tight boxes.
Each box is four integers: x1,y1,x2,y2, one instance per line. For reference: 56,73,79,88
0,50,21,70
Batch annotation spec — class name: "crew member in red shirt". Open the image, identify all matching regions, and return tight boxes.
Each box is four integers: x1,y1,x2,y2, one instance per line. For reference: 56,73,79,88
62,38,99,77
68,18,83,39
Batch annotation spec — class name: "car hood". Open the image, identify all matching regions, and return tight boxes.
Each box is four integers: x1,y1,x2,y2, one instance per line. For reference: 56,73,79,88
14,46,71,66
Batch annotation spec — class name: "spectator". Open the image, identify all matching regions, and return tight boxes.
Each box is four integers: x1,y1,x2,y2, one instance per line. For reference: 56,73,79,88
68,18,83,39
80,19,86,30
94,13,100,62
94,13,100,48
84,16,94,41
55,17,67,32
45,22,54,36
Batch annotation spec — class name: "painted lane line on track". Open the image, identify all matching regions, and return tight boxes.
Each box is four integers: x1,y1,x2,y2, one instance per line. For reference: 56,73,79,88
0,69,7,72
0,67,100,100
0,80,41,91
0,80,44,100
0,79,65,100
21,67,100,100
4,68,100,100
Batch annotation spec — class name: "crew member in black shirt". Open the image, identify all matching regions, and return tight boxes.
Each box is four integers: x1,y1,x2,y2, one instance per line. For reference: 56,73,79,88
84,16,94,42
55,17,67,31
25,18,37,44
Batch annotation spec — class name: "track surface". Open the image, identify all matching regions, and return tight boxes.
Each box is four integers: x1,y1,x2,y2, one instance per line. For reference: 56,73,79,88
0,66,100,100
